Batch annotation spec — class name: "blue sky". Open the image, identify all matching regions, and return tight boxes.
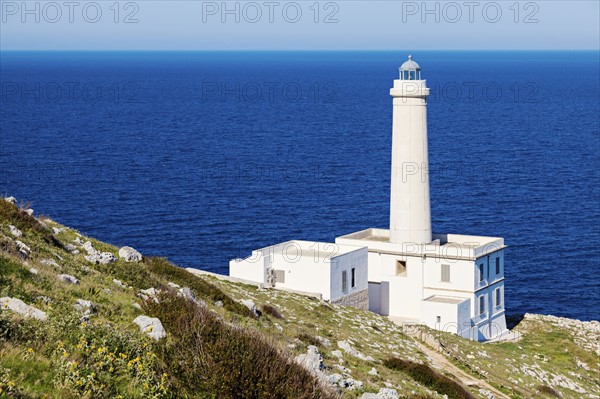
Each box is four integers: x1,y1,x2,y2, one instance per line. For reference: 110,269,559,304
1,1,598,50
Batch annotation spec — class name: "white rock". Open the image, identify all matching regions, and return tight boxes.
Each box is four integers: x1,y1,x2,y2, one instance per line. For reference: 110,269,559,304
64,243,77,252
294,345,324,376
331,350,344,358
241,299,261,317
8,225,22,237
29,267,38,275
178,287,196,302
74,237,84,245
132,302,142,310
0,297,47,321
58,274,79,284
118,246,142,262
85,252,118,265
338,340,374,361
133,315,166,340
52,227,66,234
361,388,399,399
167,282,181,289
368,367,379,376
4,196,17,204
82,241,96,255
274,323,283,332
40,258,60,268
15,240,31,258
139,288,160,303
24,209,34,216
113,278,126,288
328,373,343,385
73,299,93,312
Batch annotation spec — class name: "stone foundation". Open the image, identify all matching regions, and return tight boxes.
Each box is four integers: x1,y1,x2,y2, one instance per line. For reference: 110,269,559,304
331,289,369,310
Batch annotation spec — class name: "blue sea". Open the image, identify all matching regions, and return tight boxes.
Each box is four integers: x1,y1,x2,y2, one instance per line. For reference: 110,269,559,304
1,51,598,321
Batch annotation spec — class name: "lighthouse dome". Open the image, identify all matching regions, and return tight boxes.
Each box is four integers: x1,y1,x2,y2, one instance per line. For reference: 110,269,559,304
400,55,421,70
399,55,422,80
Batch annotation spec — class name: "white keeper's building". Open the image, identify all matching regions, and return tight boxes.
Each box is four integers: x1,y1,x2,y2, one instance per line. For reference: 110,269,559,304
230,55,508,341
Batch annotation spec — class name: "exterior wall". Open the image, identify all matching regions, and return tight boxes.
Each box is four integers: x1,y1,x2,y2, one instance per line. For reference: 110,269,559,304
423,258,475,293
332,288,369,310
380,254,423,319
229,254,268,285
329,248,369,302
389,79,432,245
269,251,332,300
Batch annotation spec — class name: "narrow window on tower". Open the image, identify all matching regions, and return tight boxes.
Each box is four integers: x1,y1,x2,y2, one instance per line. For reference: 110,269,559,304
396,260,407,276
342,271,347,293
351,268,356,288
496,288,502,307
441,264,450,282
496,257,501,275
479,264,485,282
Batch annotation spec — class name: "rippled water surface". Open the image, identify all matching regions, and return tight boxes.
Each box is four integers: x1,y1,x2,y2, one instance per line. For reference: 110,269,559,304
1,51,598,320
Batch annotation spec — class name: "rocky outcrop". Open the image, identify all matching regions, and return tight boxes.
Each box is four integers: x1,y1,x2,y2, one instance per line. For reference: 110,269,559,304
133,315,166,340
241,299,261,317
8,225,22,238
118,246,142,262
85,252,118,265
0,297,47,321
295,345,325,376
338,340,374,361
360,388,399,399
15,240,31,259
4,196,17,204
57,274,79,285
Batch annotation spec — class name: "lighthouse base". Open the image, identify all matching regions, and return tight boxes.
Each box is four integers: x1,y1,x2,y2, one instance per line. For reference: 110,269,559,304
336,228,509,342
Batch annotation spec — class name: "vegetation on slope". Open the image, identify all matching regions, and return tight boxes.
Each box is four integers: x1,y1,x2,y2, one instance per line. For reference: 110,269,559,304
0,197,598,399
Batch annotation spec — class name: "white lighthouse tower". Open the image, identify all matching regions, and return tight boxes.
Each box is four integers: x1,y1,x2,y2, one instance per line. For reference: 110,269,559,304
389,55,432,245
337,55,509,341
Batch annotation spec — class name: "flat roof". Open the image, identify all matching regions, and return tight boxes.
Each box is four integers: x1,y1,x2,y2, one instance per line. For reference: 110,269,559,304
423,296,468,304
255,240,364,260
336,228,505,260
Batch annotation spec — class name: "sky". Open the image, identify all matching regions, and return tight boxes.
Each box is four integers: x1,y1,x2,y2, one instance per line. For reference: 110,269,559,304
0,0,599,50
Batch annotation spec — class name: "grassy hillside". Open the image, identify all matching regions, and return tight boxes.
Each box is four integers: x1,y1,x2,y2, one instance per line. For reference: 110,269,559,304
0,197,598,399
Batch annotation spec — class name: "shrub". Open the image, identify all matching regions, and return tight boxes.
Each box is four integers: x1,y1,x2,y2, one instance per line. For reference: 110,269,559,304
262,304,284,320
383,357,474,399
297,333,321,347
146,257,253,318
538,385,560,398
145,292,337,399
0,200,62,249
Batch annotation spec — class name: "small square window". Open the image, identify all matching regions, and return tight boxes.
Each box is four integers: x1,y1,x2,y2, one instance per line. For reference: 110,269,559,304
396,260,407,276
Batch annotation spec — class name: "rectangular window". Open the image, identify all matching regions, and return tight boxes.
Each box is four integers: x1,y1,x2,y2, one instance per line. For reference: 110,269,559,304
436,316,441,323
496,288,502,307
479,295,485,315
441,264,450,282
496,257,500,275
342,271,347,292
396,260,407,276
351,268,356,288
479,264,484,282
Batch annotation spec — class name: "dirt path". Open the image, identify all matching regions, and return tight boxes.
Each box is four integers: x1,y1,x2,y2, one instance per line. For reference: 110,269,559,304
405,332,511,399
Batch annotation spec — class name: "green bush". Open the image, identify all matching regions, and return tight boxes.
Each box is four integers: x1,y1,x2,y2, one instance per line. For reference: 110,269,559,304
145,292,337,399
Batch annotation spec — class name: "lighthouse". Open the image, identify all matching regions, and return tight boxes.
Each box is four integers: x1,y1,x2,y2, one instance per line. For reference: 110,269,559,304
389,55,432,245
